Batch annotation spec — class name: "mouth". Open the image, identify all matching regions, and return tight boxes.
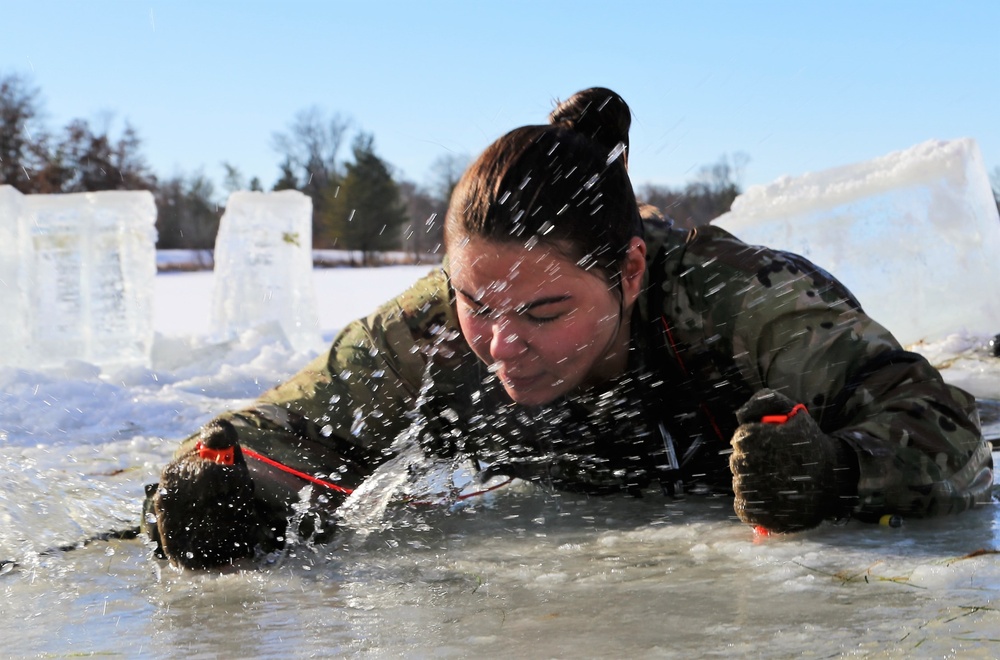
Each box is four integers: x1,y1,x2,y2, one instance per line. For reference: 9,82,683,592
496,367,543,391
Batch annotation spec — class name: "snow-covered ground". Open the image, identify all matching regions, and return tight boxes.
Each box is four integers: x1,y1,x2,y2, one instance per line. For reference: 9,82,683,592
2,264,1000,657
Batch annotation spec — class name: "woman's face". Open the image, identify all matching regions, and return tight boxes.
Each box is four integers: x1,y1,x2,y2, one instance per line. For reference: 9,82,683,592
448,236,645,407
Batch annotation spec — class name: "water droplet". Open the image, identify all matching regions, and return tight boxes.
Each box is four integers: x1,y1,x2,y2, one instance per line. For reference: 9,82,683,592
606,141,626,165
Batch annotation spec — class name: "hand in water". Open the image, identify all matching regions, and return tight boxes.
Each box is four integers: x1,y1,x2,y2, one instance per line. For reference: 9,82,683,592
152,420,265,569
729,389,840,533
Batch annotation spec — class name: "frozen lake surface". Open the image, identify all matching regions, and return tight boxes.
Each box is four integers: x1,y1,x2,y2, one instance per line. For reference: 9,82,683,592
2,265,999,657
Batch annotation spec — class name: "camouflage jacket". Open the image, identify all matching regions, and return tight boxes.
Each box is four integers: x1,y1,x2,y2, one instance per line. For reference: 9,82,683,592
170,224,994,528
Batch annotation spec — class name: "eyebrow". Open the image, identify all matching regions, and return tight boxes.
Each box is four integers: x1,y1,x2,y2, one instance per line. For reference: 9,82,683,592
456,287,571,311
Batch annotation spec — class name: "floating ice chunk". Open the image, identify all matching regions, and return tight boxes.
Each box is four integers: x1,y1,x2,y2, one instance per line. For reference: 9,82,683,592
211,190,319,351
0,186,157,368
713,139,1000,346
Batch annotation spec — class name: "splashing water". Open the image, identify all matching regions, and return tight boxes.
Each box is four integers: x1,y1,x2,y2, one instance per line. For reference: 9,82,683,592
336,326,470,535
336,441,431,536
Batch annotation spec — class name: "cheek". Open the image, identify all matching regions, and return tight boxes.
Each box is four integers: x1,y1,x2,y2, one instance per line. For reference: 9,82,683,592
533,320,590,362
543,312,611,360
458,315,492,359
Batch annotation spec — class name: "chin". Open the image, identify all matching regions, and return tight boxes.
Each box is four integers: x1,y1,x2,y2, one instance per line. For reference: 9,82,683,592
502,383,563,408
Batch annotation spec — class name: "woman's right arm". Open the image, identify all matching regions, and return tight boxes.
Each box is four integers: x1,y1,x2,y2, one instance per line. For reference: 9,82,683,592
144,267,466,564
227,266,466,511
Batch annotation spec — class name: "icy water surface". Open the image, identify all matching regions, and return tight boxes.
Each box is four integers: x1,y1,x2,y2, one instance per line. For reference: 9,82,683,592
3,485,1000,658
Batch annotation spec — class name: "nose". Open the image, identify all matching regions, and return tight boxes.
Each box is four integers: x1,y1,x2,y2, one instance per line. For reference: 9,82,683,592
489,318,527,362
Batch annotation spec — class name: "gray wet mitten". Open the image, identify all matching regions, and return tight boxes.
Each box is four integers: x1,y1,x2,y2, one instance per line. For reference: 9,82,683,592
152,420,263,569
729,389,842,533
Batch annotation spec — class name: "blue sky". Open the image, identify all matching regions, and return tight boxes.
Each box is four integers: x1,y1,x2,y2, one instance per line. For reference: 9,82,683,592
3,1,998,198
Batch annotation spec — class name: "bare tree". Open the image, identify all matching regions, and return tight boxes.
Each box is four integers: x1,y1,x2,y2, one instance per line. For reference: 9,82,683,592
416,152,470,255
429,152,469,205
398,180,440,262
637,152,750,230
271,107,352,246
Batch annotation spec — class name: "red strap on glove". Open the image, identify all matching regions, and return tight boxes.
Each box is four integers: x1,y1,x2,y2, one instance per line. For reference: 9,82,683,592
196,441,235,465
760,403,808,425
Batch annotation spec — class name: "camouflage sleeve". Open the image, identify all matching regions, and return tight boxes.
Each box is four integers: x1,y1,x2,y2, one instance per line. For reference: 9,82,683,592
171,266,466,521
687,226,993,520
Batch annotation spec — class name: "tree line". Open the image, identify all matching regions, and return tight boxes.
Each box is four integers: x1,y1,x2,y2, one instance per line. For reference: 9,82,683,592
1,72,749,263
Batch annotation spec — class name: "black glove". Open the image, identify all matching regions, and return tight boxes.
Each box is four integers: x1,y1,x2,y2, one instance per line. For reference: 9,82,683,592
151,420,265,569
729,389,846,533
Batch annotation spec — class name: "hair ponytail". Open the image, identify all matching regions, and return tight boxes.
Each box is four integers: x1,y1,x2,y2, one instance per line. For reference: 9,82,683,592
446,88,643,283
548,87,631,161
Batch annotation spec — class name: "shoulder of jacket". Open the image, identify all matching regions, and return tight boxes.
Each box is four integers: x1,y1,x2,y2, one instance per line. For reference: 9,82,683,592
642,224,754,278
371,266,458,343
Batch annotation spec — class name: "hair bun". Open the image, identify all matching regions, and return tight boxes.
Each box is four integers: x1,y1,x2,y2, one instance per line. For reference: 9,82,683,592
548,87,632,155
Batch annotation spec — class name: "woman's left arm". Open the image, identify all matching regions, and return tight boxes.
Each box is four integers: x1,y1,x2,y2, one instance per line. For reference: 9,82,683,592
727,244,994,520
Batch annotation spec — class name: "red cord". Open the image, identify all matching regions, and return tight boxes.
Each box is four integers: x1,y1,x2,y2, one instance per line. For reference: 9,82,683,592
242,446,513,503
242,447,354,495
405,476,515,506
761,403,807,425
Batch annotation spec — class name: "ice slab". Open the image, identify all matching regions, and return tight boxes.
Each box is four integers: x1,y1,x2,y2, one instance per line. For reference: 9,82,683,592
0,186,158,368
712,139,1000,346
211,190,319,351
0,186,29,366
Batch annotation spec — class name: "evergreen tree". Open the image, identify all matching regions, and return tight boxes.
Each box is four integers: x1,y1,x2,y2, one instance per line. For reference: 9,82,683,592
272,157,299,191
0,73,51,192
221,161,245,194
325,133,407,264
0,74,155,194
271,108,350,247
55,117,156,192
154,171,220,255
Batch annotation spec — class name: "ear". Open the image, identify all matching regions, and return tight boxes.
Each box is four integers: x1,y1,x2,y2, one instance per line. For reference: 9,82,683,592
620,237,646,309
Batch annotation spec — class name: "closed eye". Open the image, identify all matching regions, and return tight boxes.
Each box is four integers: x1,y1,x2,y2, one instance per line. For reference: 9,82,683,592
517,305,563,324
456,287,571,324
471,305,494,318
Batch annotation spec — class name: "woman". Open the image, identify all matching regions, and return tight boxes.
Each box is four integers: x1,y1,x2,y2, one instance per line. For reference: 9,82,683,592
144,88,994,570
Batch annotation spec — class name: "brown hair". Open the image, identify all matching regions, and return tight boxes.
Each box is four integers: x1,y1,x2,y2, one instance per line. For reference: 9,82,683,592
444,88,642,284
